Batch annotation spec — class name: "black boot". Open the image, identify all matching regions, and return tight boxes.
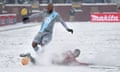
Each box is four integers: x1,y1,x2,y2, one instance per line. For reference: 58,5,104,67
20,53,36,64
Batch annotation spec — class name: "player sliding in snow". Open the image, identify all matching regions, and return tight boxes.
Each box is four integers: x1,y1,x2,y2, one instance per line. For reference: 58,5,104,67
20,3,73,64
52,49,89,66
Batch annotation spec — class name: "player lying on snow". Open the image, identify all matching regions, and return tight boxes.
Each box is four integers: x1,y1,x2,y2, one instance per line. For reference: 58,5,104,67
52,49,89,66
20,3,73,64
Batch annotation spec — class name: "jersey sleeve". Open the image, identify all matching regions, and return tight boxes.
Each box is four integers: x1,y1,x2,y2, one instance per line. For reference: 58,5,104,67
29,10,45,19
57,14,69,30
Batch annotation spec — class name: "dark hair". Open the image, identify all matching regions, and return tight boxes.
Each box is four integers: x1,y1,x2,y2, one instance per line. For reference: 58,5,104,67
75,49,80,52
73,49,80,57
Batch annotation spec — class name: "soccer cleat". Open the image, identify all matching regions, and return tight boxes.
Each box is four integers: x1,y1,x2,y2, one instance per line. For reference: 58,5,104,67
20,53,36,64
20,53,31,57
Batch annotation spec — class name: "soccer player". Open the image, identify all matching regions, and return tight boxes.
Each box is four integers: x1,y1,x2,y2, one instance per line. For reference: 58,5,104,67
20,3,73,64
52,49,90,66
52,49,81,65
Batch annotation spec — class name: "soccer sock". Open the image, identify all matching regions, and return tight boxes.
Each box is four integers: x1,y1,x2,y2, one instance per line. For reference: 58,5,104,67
34,46,39,52
34,46,44,54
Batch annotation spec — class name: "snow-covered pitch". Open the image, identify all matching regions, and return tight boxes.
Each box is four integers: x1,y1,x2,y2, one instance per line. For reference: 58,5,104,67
0,22,120,72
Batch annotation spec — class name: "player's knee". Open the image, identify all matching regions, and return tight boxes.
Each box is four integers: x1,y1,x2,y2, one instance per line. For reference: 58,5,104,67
32,42,37,48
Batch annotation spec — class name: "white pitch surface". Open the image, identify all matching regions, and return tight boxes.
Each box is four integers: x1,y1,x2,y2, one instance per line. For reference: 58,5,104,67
0,22,120,72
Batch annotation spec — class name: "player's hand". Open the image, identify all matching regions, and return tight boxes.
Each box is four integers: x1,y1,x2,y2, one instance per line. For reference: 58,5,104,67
22,17,29,23
67,29,73,34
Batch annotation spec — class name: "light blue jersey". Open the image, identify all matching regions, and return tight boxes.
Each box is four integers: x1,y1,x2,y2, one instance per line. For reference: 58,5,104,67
30,10,69,33
40,11,58,32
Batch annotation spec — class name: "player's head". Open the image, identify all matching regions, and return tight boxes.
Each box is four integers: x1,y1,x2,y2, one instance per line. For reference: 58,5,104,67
73,49,80,58
47,3,54,14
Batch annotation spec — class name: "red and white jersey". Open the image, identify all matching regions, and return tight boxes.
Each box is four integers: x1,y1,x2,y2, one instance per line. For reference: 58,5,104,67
61,50,78,65
52,50,91,66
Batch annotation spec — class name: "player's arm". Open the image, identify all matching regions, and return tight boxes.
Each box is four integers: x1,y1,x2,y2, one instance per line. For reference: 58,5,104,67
22,11,44,22
57,14,73,34
73,59,91,66
29,12,41,19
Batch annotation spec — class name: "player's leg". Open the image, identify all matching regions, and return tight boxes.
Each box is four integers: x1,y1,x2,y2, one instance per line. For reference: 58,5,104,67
32,32,44,52
20,42,38,64
28,32,51,64
20,53,36,64
32,41,39,51
32,32,52,52
20,33,42,64
32,41,44,54
41,33,52,47
31,32,52,54
20,42,40,64
32,32,52,54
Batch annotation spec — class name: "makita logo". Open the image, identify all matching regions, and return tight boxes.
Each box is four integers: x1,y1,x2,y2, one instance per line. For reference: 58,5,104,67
91,14,120,22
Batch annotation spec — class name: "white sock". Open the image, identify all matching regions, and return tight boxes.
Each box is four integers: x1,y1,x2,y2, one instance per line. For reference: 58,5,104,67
34,46,39,51
34,46,44,55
